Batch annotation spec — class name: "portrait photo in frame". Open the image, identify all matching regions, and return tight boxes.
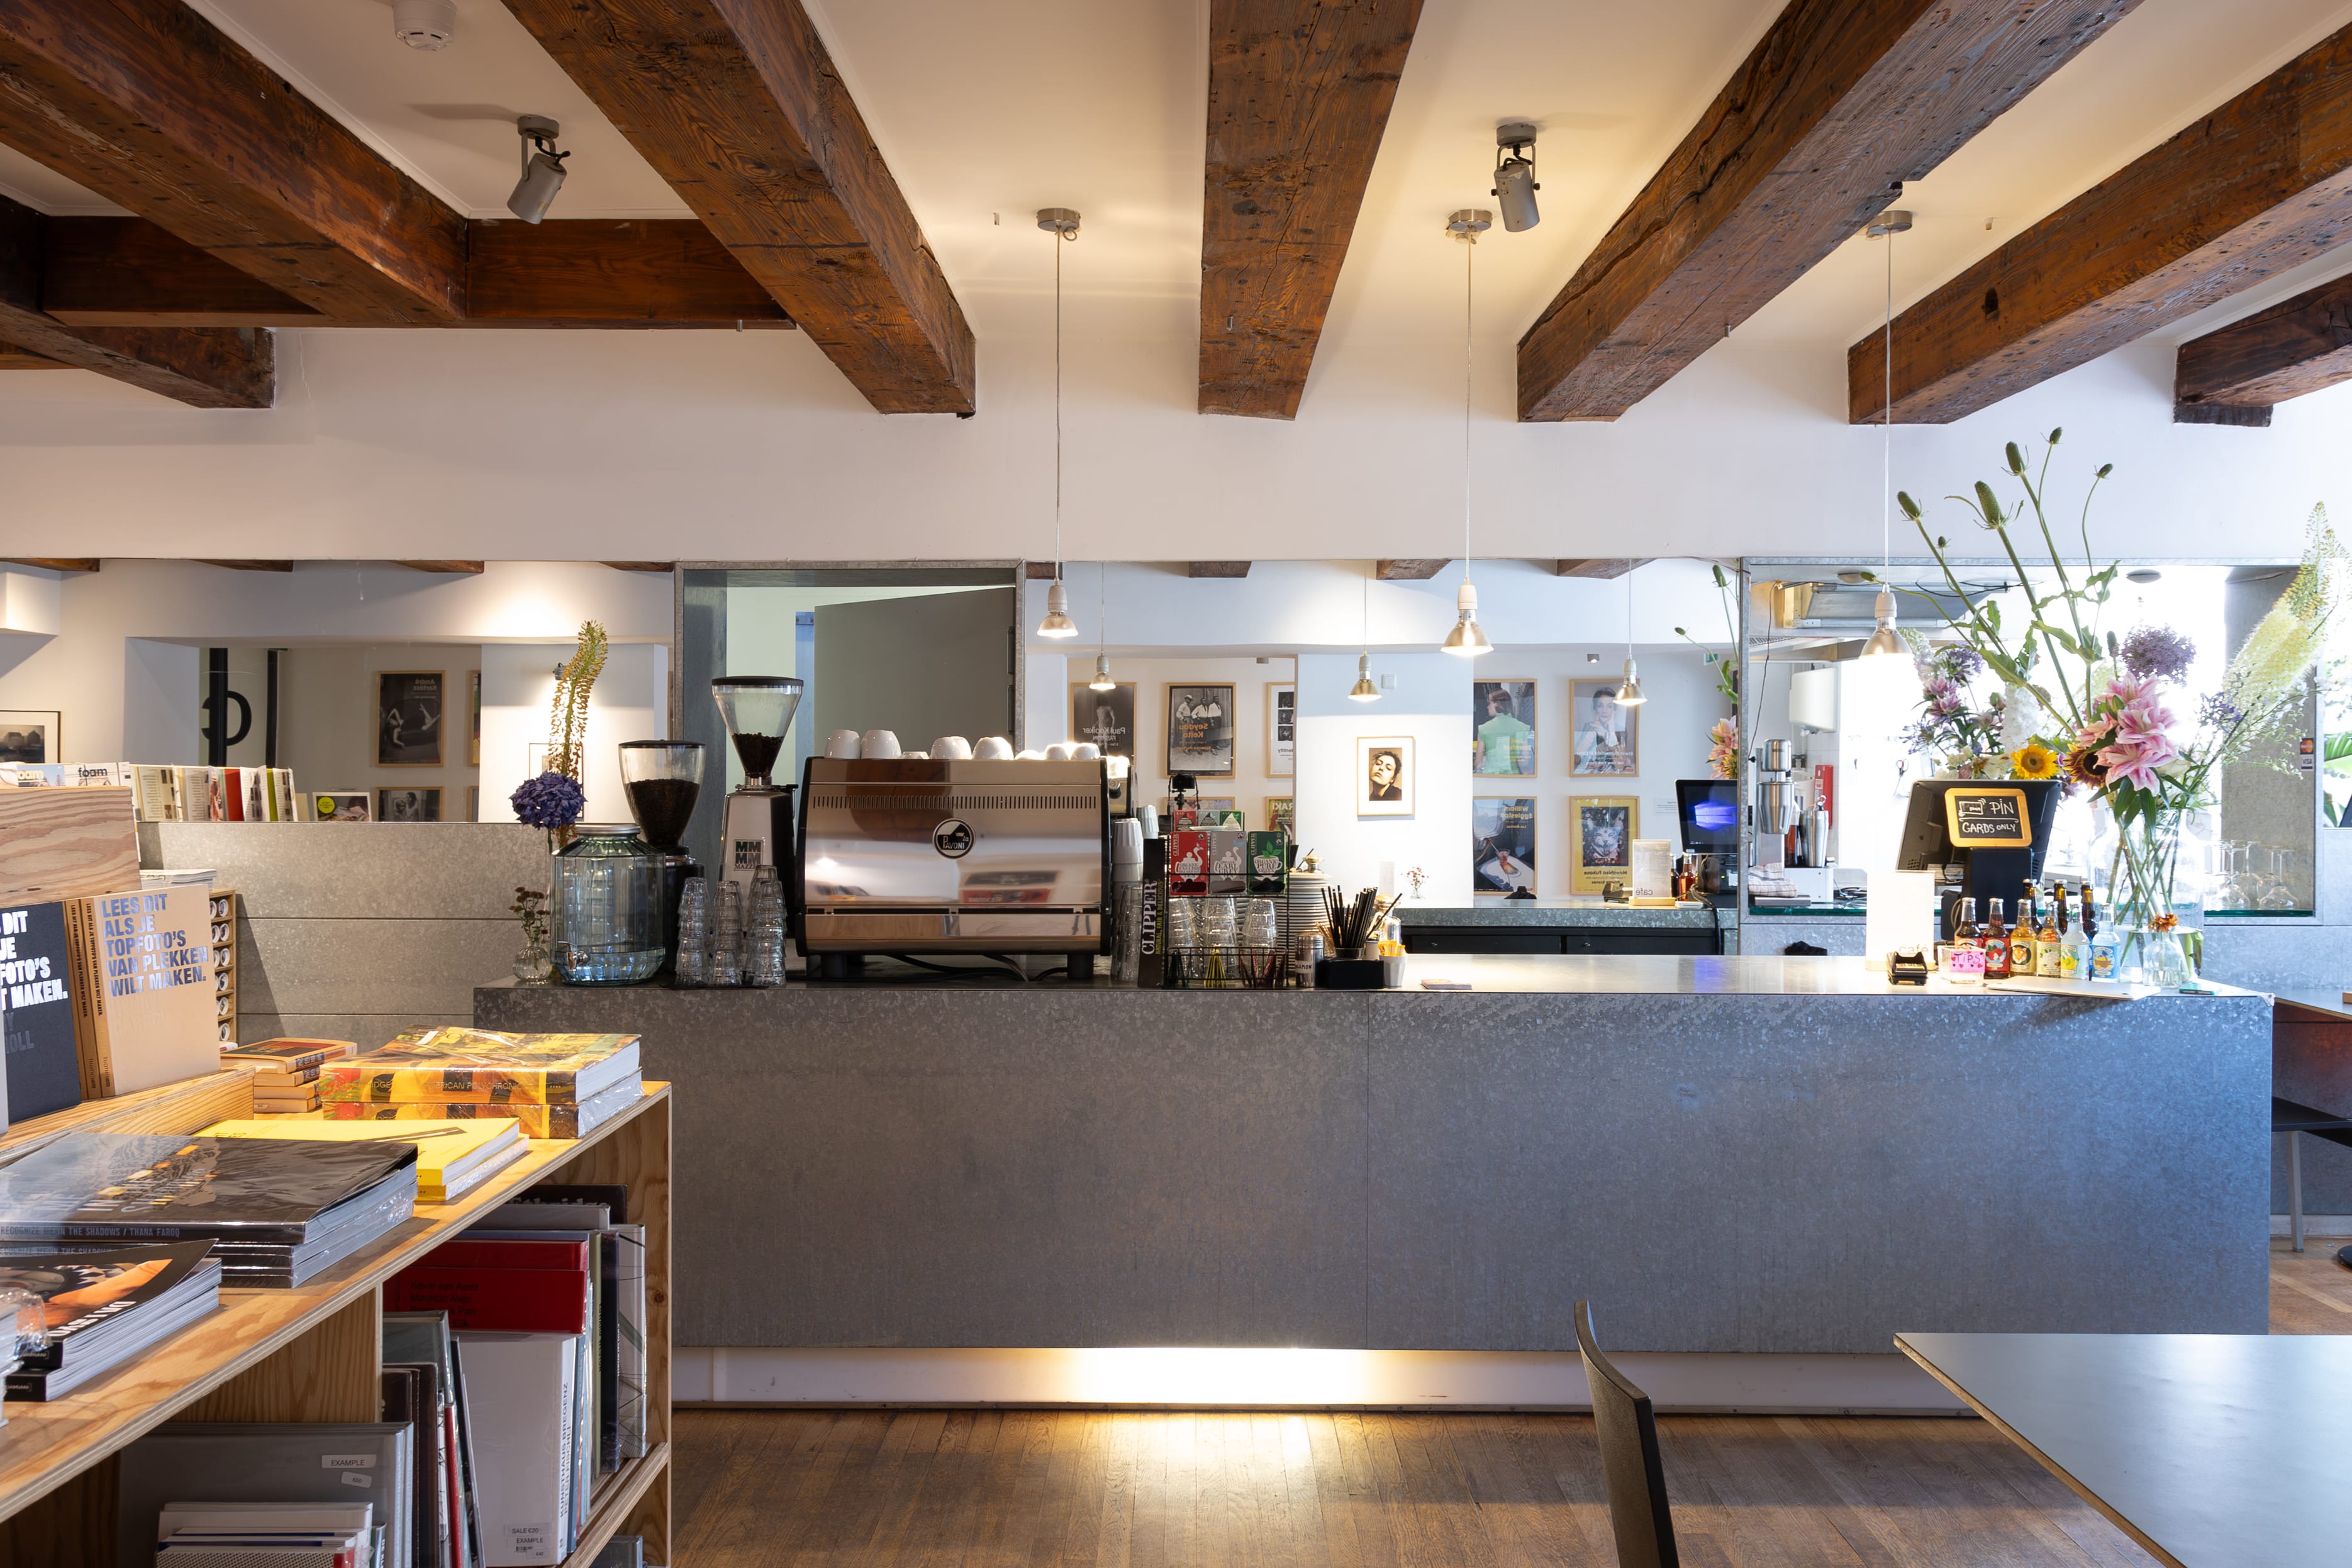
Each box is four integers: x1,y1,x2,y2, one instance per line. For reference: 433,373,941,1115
1356,736,1414,817
1571,678,1639,776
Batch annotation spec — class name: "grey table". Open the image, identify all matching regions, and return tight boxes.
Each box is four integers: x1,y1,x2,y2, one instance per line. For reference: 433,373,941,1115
1896,1333,2352,1568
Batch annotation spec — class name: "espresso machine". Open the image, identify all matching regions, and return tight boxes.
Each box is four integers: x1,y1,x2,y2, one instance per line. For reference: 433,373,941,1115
616,740,705,973
711,677,804,911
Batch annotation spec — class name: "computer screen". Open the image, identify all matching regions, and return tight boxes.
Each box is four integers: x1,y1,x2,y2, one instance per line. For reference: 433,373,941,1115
1676,779,1741,853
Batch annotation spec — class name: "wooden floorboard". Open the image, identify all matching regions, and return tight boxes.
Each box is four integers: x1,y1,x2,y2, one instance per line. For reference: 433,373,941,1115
669,1255,2352,1565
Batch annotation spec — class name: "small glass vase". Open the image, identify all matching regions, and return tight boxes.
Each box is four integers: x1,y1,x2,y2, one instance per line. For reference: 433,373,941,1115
2139,927,2193,989
512,931,554,984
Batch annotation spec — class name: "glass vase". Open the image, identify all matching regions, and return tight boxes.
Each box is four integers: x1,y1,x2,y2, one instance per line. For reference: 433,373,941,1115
2139,927,2194,989
511,931,554,985
552,825,665,985
2099,803,2190,980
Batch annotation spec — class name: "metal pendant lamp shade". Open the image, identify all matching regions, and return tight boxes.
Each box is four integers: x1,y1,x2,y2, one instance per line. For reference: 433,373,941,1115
1861,589,1905,659
1089,652,1116,691
1859,210,1913,661
1441,580,1490,657
1439,209,1490,659
1037,579,1078,638
1349,653,1380,702
1034,208,1082,642
1617,657,1647,705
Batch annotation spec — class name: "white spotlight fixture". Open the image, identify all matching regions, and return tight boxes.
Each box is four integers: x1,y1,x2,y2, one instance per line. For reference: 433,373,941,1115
1617,567,1647,706
392,0,455,50
1034,208,1083,639
1350,572,1381,701
1441,211,1491,657
506,116,570,224
1492,122,1541,232
1861,208,1914,659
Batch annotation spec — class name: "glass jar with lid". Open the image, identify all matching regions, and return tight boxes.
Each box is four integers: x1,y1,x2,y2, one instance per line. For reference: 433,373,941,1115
552,824,664,984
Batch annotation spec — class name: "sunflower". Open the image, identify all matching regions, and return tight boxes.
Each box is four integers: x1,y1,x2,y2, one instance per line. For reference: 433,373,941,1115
2009,742,2061,781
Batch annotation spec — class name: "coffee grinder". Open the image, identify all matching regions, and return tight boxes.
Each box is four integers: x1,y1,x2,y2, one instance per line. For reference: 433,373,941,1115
616,740,705,974
711,677,804,911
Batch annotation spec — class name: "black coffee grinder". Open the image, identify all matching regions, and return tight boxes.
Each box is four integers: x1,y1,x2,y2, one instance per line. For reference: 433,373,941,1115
617,740,705,973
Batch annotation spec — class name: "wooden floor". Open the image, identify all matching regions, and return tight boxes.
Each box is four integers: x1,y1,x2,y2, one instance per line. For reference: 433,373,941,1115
670,1243,2348,1567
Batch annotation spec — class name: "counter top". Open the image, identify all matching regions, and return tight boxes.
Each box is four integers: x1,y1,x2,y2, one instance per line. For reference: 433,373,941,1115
1393,898,1721,929
1385,954,2252,997
2273,988,2352,1023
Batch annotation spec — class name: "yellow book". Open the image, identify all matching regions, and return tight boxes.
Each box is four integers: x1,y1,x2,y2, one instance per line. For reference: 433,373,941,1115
198,1117,528,1203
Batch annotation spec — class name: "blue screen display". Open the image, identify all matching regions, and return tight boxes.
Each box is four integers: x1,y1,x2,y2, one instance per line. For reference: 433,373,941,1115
1676,780,1742,852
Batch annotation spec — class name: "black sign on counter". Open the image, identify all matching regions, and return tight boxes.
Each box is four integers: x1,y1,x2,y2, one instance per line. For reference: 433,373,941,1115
1943,786,2032,848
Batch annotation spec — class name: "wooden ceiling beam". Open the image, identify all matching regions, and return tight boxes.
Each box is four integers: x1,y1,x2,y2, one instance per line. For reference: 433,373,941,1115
2174,270,2352,418
1187,562,1253,578
601,562,677,573
1199,0,1424,420
2,559,98,571
1519,0,2135,423
1853,21,2352,424
0,0,466,325
1376,559,1448,580
36,218,796,330
0,343,65,369
0,195,273,408
197,561,294,572
499,0,974,413
1554,559,1649,579
393,562,486,574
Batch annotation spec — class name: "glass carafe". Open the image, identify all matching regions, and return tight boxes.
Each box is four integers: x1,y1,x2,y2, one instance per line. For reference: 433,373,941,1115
552,825,664,984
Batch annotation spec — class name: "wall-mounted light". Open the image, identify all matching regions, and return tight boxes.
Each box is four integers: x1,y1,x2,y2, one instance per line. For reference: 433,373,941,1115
1492,121,1540,232
507,116,570,223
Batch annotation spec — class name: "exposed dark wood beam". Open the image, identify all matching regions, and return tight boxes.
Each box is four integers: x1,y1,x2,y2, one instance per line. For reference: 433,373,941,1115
1376,559,1447,580
0,343,65,368
1520,0,2136,423
2173,401,2272,427
1852,21,2352,424
394,562,486,574
601,561,677,573
1199,0,1424,420
0,194,273,408
2175,270,2352,415
1187,562,1253,579
500,0,974,413
2,559,97,570
1555,559,1649,579
1024,562,1062,581
37,217,796,330
198,560,294,572
0,0,467,324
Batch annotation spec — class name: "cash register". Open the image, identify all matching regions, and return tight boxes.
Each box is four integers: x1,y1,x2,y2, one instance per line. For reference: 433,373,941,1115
1893,778,2063,938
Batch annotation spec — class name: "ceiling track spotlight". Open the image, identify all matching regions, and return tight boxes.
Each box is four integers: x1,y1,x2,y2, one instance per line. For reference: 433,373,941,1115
1492,121,1541,232
507,115,571,223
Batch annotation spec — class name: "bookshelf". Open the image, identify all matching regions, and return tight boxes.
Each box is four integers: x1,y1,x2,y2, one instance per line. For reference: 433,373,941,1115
0,1068,674,1567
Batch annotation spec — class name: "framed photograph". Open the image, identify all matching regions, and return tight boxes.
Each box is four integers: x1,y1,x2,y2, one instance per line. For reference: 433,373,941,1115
1472,680,1536,775
1356,736,1414,817
1473,797,1537,896
376,671,445,767
376,787,442,823
1569,796,1639,894
0,710,59,765
1071,682,1136,759
1571,678,1639,776
1268,684,1295,777
468,670,482,767
315,791,372,823
1166,684,1236,777
1266,796,1295,839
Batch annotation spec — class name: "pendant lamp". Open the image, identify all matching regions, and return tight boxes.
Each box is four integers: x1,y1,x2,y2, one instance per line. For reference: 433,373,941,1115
1440,209,1491,657
1350,571,1380,701
1088,566,1116,689
1616,566,1647,706
1861,209,1913,660
1034,208,1082,639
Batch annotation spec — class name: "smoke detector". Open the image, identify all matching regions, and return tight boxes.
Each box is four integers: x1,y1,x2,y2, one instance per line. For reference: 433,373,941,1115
392,0,455,51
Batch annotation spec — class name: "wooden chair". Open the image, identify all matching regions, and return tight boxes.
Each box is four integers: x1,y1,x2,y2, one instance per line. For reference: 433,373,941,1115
1575,1299,1680,1568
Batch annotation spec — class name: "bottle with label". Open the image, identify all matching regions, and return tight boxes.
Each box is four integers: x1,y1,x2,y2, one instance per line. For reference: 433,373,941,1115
2035,886,2063,976
2059,885,2089,979
2083,882,2119,981
1941,897,1985,986
1981,898,2011,980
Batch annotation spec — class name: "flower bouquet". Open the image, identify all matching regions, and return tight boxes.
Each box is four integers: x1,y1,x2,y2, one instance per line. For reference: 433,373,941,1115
1889,432,2348,976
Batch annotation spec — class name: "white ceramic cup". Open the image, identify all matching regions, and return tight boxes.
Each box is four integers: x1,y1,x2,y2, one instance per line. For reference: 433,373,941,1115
862,729,902,759
973,736,1014,759
1045,742,1076,761
1071,742,1101,760
900,750,928,760
825,728,861,759
1015,748,1047,760
930,735,973,760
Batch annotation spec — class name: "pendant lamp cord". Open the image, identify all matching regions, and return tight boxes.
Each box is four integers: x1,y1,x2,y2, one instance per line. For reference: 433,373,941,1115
1881,223,1893,574
1054,227,1065,584
1098,561,1106,657
1462,233,1474,583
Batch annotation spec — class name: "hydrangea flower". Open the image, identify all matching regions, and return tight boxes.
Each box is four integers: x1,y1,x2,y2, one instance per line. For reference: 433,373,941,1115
2119,625,2194,684
510,770,586,830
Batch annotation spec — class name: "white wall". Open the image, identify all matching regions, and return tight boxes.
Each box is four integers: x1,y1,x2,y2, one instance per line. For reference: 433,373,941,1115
481,643,669,827
3,328,2344,567
1296,653,1473,905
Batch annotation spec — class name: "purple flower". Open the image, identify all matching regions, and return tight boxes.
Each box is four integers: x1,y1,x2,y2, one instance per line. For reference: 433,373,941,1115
510,770,585,830
1934,645,1985,681
2119,625,2194,684
2199,692,2243,729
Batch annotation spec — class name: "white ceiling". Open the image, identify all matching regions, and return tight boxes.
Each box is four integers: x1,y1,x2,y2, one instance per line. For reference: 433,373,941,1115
5,0,2352,364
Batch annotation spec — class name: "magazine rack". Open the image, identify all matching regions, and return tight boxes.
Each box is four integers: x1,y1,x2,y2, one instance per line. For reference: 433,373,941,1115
0,1068,674,1567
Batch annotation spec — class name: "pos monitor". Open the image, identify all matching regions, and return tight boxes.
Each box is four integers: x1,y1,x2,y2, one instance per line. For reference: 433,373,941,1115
1675,779,1741,854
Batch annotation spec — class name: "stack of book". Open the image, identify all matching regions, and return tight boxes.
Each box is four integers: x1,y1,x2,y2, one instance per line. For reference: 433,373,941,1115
203,1119,527,1206
122,1426,412,1568
154,1503,378,1568
119,765,303,823
0,1240,223,1400
0,1133,418,1287
223,1039,360,1115
384,1311,480,1568
314,1030,642,1142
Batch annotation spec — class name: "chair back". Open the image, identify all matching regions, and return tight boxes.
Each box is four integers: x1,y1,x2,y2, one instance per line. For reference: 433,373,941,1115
1576,1299,1679,1568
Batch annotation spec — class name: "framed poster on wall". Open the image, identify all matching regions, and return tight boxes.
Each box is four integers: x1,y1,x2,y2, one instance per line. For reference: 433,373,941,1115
1071,682,1136,758
1572,679,1638,776
376,671,445,767
1473,797,1536,896
1569,796,1638,893
1268,684,1295,777
1471,681,1535,775
377,786,442,822
1166,684,1236,777
1356,736,1413,817
0,711,59,765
